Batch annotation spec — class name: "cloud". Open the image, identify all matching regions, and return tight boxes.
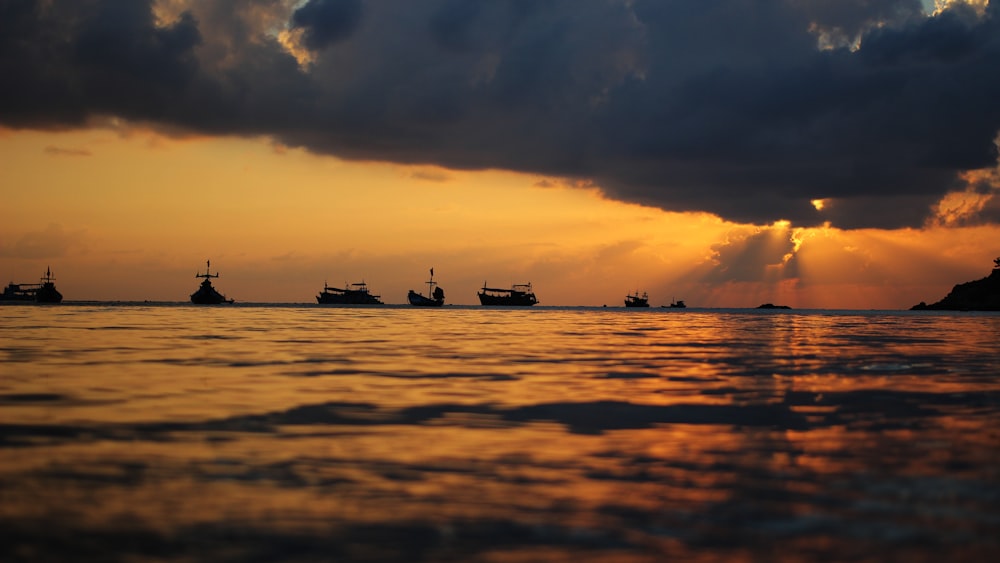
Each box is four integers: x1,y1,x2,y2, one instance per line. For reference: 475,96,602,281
792,0,927,48
2,0,1000,229
409,168,452,183
0,224,87,259
44,146,93,157
291,0,364,51
699,223,800,283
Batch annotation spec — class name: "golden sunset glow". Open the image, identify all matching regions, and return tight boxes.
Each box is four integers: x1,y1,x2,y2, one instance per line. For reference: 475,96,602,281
934,0,990,15
2,126,997,309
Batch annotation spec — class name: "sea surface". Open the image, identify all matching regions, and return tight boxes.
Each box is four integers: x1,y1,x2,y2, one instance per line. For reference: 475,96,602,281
1,304,999,562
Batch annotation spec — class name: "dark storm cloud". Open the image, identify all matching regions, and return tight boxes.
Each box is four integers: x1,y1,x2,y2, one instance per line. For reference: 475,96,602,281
0,0,201,127
2,0,999,229
791,0,927,44
291,0,364,50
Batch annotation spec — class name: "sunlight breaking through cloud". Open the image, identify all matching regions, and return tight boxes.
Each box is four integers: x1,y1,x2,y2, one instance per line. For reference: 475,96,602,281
934,0,990,16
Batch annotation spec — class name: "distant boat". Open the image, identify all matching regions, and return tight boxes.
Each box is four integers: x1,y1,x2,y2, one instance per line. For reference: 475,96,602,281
625,291,649,307
665,299,687,309
408,269,444,307
478,282,538,306
190,260,234,305
317,281,383,305
2,267,63,303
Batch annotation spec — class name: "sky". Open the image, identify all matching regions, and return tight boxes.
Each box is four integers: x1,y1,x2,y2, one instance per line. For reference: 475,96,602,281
1,0,999,307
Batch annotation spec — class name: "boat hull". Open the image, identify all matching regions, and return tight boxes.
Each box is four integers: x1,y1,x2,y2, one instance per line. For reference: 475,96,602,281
478,292,538,306
317,290,383,305
35,283,62,304
408,290,443,307
190,282,232,305
190,294,230,305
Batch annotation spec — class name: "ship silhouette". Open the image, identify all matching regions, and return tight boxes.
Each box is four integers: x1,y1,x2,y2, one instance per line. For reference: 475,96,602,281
190,260,234,304
478,282,538,306
1,267,62,303
317,281,383,305
408,268,445,307
625,291,649,307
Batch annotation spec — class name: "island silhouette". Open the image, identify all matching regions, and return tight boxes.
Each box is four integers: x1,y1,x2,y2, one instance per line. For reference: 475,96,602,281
911,258,1000,311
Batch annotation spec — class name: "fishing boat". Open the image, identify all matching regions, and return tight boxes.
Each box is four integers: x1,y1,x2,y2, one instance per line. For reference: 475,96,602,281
478,282,538,306
317,281,383,305
190,260,234,304
665,299,687,308
624,291,649,307
34,267,63,303
408,268,445,307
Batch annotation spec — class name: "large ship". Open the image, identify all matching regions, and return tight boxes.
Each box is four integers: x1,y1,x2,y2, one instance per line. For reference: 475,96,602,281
408,269,444,307
624,291,649,307
317,281,383,305
190,260,234,304
1,267,63,303
478,282,538,306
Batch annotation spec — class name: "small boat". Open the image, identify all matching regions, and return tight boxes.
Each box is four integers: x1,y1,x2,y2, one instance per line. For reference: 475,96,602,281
35,267,63,303
478,282,538,306
190,260,234,304
625,291,649,307
317,281,383,305
666,299,686,309
408,268,445,307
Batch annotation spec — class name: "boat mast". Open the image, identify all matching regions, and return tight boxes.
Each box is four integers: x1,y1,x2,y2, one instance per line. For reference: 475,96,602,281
196,260,220,280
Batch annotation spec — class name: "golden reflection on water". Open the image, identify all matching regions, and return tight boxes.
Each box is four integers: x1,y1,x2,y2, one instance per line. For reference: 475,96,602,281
1,305,999,561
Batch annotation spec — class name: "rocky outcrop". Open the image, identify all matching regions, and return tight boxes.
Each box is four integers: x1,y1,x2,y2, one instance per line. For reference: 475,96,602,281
911,264,1000,311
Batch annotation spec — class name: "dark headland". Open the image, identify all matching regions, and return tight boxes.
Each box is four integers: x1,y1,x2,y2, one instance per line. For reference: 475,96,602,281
911,258,1000,311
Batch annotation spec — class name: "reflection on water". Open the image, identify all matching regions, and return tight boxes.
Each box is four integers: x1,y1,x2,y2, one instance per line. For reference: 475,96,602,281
1,305,999,561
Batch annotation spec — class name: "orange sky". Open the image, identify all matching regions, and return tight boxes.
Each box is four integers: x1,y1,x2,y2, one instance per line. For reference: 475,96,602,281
0,126,997,308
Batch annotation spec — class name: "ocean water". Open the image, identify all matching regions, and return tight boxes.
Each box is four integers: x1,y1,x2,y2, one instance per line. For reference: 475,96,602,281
1,304,999,562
